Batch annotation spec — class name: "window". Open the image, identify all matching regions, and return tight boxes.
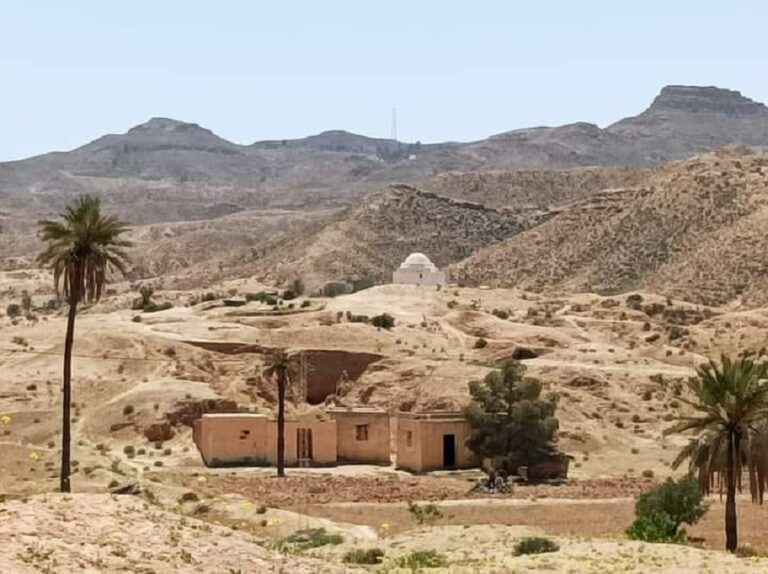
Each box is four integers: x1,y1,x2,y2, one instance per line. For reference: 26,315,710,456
406,430,413,447
239,429,250,440
355,424,369,441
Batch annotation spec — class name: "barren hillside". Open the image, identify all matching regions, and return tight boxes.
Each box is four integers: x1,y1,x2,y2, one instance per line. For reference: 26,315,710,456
422,166,646,210
450,150,768,305
242,185,529,289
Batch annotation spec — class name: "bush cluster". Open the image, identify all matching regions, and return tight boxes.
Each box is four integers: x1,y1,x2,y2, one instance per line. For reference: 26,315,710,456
626,479,708,543
342,548,385,565
395,550,447,569
513,537,560,556
371,313,395,329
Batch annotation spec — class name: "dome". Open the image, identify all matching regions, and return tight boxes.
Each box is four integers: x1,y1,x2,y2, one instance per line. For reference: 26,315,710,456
402,252,433,266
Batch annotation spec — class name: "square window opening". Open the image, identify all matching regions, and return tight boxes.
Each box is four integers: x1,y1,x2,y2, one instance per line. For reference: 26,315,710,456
355,424,369,441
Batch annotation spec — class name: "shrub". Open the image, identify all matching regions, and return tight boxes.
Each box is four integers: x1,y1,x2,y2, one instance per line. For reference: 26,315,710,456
626,294,644,310
123,405,135,416
513,537,560,556
281,528,343,550
371,313,395,329
473,338,488,349
407,501,443,525
163,347,177,358
6,304,21,318
123,445,136,457
343,548,385,565
282,289,297,301
300,300,311,308
635,478,708,534
735,544,764,558
626,510,685,543
346,312,370,324
668,325,685,340
492,308,509,320
131,315,142,323
178,491,200,504
395,550,447,569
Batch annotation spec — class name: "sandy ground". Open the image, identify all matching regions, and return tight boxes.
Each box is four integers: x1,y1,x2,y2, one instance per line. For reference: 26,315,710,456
2,493,766,574
0,493,355,573
6,279,768,570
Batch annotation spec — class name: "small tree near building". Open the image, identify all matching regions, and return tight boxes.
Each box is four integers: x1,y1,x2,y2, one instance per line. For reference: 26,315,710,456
464,359,563,474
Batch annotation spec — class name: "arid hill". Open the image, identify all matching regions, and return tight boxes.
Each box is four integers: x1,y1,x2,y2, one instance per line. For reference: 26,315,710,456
3,85,768,228
235,185,529,290
450,150,768,306
422,166,646,210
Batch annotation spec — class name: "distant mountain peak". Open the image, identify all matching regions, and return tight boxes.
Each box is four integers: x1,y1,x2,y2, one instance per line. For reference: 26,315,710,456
127,117,214,135
647,85,768,115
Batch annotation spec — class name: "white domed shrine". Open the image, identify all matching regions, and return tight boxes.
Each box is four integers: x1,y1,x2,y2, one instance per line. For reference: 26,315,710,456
392,252,446,286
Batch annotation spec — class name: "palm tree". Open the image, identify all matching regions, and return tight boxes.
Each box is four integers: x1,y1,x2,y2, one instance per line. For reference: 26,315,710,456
262,350,297,477
37,195,131,492
668,355,768,551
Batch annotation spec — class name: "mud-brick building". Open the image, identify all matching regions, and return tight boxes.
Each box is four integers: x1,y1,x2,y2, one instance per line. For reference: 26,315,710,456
192,414,338,467
329,407,391,464
193,408,474,472
193,408,390,467
395,412,474,472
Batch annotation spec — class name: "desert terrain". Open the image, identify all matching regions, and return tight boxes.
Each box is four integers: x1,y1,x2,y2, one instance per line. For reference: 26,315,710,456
4,85,768,572
4,273,768,571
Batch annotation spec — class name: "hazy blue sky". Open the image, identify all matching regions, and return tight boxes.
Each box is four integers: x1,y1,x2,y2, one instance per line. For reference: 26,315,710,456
1,1,766,160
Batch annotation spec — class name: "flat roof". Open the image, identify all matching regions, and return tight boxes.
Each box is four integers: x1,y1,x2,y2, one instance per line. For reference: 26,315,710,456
327,407,388,415
201,413,266,419
397,411,465,421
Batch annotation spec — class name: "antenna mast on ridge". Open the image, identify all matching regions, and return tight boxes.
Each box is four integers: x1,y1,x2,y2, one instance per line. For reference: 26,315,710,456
391,108,398,141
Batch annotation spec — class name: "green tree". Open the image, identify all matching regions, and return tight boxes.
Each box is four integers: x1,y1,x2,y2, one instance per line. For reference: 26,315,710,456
464,360,561,472
668,355,768,552
262,350,298,477
37,195,131,492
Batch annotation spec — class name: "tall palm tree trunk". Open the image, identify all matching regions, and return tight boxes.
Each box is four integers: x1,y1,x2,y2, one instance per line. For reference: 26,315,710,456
60,294,78,493
725,431,739,552
276,375,286,477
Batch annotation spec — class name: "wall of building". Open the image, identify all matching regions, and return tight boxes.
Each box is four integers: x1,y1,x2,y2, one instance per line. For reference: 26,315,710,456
194,411,475,472
193,414,269,466
395,416,423,471
264,420,338,466
392,268,446,286
396,415,474,472
419,419,473,471
332,411,391,464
